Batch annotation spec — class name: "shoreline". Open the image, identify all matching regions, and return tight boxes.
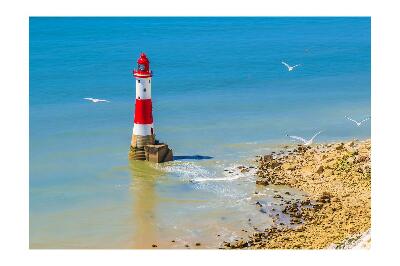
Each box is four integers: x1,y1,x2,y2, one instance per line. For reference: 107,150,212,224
223,139,371,249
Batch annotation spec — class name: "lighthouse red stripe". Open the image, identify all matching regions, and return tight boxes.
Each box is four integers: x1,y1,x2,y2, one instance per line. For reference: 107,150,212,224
134,99,153,124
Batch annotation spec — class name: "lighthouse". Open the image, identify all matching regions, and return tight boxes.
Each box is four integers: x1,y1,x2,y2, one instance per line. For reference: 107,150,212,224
129,53,173,162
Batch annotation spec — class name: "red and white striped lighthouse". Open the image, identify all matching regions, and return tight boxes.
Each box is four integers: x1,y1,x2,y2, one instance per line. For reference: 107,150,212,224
129,53,156,160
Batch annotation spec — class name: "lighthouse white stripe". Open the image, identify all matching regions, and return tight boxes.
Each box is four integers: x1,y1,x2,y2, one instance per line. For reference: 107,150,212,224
136,77,152,99
133,123,154,136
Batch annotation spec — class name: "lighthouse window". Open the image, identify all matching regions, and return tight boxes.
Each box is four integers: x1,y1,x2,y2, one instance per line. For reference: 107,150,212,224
137,80,140,83
143,88,146,92
149,80,151,83
138,64,146,71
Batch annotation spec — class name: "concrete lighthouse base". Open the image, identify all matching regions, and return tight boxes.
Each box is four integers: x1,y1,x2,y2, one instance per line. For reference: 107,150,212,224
129,135,155,160
144,144,173,163
128,135,173,163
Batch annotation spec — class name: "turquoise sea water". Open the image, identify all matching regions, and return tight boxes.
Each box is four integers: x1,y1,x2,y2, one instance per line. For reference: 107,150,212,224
30,17,370,248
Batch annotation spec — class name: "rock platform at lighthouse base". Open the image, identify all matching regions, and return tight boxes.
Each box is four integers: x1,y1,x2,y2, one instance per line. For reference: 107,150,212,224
129,134,173,163
144,144,173,163
129,135,155,160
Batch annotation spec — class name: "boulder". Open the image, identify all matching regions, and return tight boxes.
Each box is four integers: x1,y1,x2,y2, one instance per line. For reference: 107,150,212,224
347,141,355,148
315,165,324,174
256,179,269,186
335,143,345,150
263,155,273,161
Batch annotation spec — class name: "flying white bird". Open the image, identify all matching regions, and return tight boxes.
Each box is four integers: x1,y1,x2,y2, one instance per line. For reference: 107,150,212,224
286,131,323,146
345,116,370,127
282,61,301,71
83,97,110,103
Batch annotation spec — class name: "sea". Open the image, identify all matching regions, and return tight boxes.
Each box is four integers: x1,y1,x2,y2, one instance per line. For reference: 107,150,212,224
29,17,371,248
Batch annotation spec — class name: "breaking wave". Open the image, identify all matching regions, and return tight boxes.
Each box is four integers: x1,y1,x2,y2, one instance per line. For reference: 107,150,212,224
160,161,256,183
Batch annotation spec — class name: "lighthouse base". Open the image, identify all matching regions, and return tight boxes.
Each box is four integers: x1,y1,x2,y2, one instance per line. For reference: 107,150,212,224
144,144,173,163
128,134,174,163
129,134,155,160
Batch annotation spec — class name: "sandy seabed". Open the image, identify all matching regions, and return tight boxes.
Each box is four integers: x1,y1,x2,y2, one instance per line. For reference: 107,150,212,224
223,139,371,249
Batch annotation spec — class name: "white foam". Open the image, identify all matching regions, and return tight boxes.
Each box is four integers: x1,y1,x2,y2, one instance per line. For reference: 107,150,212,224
190,175,242,183
161,162,215,181
222,164,257,179
159,161,256,184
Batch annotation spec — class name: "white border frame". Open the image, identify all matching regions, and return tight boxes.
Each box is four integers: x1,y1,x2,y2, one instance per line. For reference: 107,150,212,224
1,0,400,265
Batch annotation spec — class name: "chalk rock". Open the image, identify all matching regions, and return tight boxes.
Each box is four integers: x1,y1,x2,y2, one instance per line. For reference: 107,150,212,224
347,157,355,164
282,163,296,171
301,166,314,176
324,169,334,177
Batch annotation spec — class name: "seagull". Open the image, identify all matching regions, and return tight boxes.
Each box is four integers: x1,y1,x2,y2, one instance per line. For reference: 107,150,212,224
83,97,110,103
345,116,370,127
286,131,323,146
282,61,301,71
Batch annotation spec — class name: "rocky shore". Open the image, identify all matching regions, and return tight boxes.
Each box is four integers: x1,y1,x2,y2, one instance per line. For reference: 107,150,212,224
223,139,371,249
